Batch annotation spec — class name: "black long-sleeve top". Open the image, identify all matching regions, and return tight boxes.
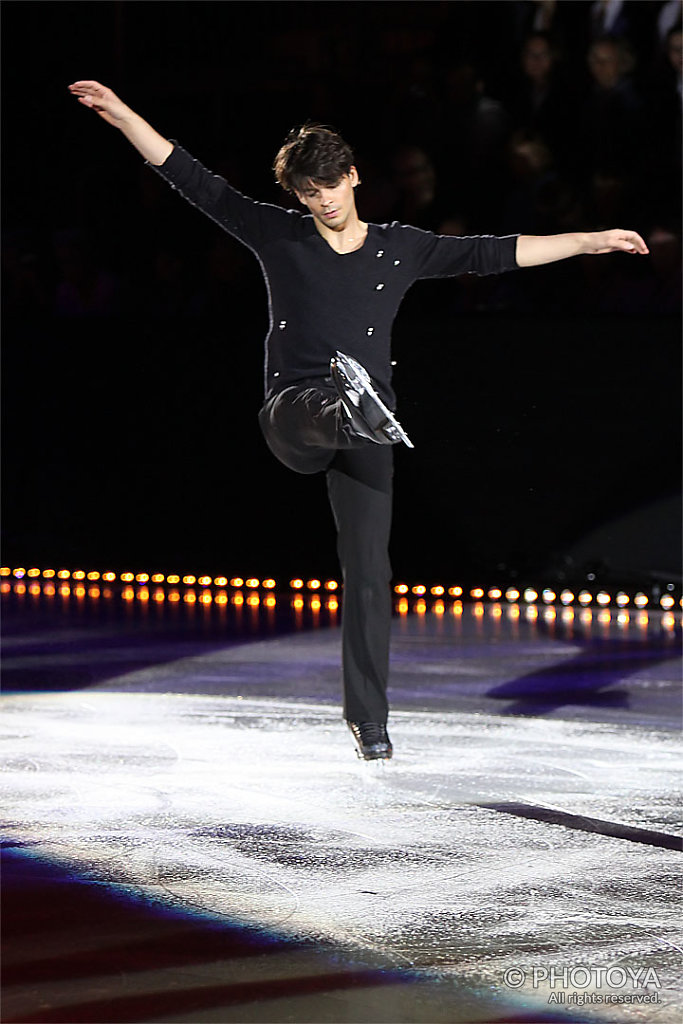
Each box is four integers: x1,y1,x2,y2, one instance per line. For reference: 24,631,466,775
148,144,519,406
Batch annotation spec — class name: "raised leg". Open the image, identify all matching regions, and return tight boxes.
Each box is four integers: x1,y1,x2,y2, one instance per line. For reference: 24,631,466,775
258,383,374,475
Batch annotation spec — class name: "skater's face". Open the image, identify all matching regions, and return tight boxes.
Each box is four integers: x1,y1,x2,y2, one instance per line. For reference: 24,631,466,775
294,168,360,230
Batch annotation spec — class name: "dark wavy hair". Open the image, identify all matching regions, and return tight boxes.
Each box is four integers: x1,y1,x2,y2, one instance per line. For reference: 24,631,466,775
273,123,355,194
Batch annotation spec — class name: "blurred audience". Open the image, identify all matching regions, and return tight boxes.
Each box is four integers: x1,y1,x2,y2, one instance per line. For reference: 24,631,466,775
4,4,681,318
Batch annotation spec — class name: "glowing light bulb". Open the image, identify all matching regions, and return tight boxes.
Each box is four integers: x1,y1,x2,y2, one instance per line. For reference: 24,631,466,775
505,588,520,603
542,589,556,604
578,591,592,606
183,575,196,586
448,586,463,597
470,588,484,600
167,574,180,585
596,592,610,606
263,579,277,589
660,595,675,609
431,585,445,596
488,588,502,601
307,579,321,590
246,578,260,589
412,585,426,595
560,590,574,605
634,593,648,608
394,584,409,594
198,576,212,587
324,580,338,591
290,579,303,589
523,588,538,603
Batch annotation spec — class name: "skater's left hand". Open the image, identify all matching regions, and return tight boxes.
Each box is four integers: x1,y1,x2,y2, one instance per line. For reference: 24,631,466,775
584,229,649,255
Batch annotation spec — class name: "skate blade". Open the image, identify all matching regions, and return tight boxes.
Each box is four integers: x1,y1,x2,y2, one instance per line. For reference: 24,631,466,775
335,352,414,449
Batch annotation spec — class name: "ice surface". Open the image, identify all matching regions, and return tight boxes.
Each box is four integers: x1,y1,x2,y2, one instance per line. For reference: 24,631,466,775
2,688,681,1022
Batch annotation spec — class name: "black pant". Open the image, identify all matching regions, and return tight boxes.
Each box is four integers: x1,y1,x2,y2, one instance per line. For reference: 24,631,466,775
258,382,393,723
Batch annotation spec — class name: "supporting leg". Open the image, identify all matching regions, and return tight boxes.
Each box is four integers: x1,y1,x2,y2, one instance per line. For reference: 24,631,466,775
326,446,393,724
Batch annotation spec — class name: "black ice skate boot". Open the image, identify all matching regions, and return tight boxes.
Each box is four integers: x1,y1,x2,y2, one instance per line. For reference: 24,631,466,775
347,721,393,761
330,351,414,448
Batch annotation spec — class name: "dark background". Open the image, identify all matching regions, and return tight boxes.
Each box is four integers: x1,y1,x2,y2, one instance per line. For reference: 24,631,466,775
2,1,681,587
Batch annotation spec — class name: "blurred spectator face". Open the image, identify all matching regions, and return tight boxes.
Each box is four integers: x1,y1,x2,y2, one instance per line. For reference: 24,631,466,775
667,29,682,74
392,146,436,204
588,40,624,89
648,227,680,275
509,134,552,179
522,35,554,84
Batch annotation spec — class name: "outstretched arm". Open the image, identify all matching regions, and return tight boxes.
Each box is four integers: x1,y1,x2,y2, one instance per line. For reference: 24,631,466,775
516,230,648,267
68,80,173,166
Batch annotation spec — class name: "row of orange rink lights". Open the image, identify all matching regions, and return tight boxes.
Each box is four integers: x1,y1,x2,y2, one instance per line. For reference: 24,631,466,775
1,568,339,591
392,582,680,611
2,568,680,611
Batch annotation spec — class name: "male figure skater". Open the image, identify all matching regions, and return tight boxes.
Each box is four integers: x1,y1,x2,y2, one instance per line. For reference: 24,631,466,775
68,80,648,761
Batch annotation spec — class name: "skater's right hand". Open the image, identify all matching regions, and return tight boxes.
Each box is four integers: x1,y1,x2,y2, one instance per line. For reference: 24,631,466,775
68,79,173,165
68,81,131,126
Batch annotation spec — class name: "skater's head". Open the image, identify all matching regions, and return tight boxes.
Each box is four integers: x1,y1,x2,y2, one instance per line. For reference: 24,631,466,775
274,124,361,230
274,123,357,195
